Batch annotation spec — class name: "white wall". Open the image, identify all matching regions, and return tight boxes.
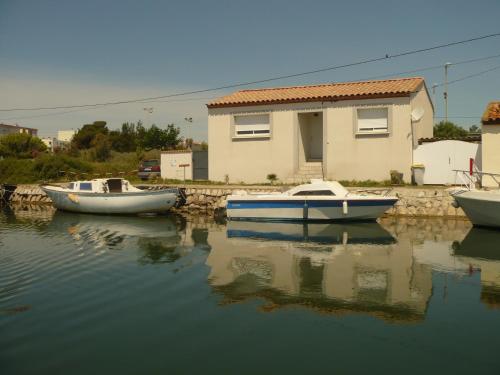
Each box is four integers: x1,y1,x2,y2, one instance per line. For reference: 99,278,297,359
482,125,500,188
161,151,193,180
413,140,481,185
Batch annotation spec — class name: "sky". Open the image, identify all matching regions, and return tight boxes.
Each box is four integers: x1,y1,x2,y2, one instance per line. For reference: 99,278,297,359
1,0,499,140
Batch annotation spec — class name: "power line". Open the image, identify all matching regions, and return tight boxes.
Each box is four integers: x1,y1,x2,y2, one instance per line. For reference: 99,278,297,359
1,31,500,112
435,63,500,87
360,52,500,81
0,97,218,122
3,57,500,123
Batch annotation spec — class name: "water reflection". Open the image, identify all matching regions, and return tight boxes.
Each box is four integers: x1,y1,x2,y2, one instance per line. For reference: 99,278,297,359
46,212,212,265
453,228,500,309
207,221,432,323
204,219,500,322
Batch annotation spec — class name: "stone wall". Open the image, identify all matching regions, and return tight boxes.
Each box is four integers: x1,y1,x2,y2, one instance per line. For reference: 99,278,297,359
9,185,52,204
4,184,468,218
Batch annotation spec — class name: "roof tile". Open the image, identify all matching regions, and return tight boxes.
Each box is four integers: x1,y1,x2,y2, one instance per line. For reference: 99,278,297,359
482,102,500,124
208,77,424,108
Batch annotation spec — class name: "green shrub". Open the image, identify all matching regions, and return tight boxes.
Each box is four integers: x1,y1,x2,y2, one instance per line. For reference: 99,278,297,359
0,158,37,183
33,155,92,181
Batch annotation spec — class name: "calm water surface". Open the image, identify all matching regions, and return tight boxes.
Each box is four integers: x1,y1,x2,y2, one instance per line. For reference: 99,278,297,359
1,206,500,374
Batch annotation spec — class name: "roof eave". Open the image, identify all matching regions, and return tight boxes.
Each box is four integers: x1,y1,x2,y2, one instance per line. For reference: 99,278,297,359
207,92,411,109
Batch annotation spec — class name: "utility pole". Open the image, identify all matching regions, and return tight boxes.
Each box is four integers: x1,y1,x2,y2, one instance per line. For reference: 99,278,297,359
444,62,451,123
184,117,193,149
432,83,437,122
143,107,154,127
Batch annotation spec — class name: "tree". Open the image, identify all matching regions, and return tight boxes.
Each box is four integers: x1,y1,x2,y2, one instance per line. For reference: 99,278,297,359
90,133,111,162
141,124,181,150
433,121,468,138
71,121,108,149
0,133,47,159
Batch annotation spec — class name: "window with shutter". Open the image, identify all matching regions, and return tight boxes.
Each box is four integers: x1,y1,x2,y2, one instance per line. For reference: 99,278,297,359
357,108,389,134
233,114,270,138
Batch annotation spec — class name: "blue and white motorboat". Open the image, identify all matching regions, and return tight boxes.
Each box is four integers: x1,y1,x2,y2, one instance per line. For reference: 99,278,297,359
226,180,397,221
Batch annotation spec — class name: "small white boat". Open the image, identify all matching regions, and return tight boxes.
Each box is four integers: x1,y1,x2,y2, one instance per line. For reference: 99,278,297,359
41,178,178,215
226,180,397,221
452,189,500,228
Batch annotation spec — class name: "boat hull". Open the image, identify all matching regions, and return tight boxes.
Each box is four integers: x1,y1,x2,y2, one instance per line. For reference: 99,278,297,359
454,190,500,228
226,198,397,221
42,187,178,215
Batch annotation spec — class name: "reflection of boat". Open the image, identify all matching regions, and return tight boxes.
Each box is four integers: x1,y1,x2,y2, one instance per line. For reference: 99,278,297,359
452,188,500,228
453,227,500,260
48,211,182,253
226,180,397,221
453,227,500,309
42,178,178,214
50,211,179,238
227,221,396,245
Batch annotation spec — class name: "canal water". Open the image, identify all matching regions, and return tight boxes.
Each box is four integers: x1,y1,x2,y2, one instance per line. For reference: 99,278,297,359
1,206,500,374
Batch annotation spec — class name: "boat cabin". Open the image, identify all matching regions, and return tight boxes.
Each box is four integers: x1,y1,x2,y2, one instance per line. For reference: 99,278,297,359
285,180,349,197
66,179,140,193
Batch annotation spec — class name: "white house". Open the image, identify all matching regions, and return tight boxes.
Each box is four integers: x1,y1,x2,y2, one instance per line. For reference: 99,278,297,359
207,77,433,184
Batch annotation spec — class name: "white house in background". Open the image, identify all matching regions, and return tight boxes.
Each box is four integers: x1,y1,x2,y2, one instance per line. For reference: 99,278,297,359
41,137,68,152
481,102,500,187
161,150,209,180
207,77,433,184
57,129,76,142
412,137,481,185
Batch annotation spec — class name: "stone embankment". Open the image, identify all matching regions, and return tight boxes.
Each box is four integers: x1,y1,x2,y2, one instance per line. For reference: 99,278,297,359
3,184,467,218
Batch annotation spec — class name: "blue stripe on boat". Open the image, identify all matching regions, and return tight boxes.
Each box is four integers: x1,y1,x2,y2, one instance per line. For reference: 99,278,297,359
227,199,397,209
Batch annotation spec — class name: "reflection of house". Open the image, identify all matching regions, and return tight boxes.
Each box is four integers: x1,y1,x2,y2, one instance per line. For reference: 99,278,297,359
207,77,433,183
0,123,38,137
206,226,432,323
481,102,500,187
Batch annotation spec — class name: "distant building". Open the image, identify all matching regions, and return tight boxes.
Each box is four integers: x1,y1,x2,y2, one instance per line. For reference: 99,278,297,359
0,123,38,137
481,101,500,187
41,137,68,152
57,129,76,142
207,77,433,184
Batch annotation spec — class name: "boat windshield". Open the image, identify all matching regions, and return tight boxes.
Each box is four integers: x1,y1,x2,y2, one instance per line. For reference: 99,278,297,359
293,190,335,196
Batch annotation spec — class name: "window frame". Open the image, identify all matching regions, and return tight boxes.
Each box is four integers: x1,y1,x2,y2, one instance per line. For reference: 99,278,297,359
354,105,392,136
231,112,272,140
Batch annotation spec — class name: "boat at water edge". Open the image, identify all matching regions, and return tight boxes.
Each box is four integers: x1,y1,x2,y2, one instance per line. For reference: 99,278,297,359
226,179,398,221
41,178,178,215
452,189,500,229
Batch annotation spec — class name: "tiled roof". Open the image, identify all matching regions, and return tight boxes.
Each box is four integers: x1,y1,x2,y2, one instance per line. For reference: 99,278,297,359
207,77,425,108
418,135,481,144
482,102,500,124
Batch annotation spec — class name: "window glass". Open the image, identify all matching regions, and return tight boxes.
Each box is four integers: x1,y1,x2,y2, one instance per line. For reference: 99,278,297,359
79,182,92,191
68,183,75,190
234,114,270,138
357,108,388,133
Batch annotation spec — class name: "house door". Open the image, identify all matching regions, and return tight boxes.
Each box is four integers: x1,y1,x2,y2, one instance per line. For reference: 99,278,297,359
309,117,323,160
299,112,323,162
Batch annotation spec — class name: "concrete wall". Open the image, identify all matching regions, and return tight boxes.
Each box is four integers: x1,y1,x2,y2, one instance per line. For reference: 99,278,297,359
208,85,433,184
161,151,193,180
208,104,302,183
409,84,434,141
324,97,413,182
482,124,500,188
